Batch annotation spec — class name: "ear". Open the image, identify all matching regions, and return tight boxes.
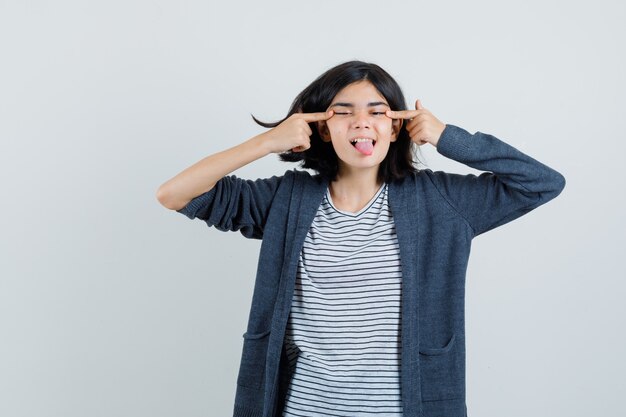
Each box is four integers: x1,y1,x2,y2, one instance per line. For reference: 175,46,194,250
390,118,403,142
317,121,332,142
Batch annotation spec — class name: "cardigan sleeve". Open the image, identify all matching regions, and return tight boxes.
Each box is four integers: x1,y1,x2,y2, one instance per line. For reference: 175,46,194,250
175,173,284,240
428,124,566,237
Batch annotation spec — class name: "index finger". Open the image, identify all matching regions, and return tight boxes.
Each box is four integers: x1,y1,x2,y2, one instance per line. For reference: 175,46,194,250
297,110,334,122
385,109,421,120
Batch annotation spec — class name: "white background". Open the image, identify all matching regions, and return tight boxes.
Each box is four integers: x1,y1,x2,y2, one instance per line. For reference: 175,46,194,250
1,1,624,416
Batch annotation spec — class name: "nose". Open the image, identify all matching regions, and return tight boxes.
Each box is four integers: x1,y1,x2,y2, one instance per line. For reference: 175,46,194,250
351,109,372,129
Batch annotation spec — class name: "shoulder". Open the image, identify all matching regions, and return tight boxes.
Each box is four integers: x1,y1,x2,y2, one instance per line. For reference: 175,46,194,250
220,168,321,192
284,168,325,185
393,169,468,201
224,168,307,187
236,168,322,200
391,169,442,187
287,168,318,179
413,167,470,186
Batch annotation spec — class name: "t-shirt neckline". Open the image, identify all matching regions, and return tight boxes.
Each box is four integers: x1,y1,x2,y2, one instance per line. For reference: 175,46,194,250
326,182,387,217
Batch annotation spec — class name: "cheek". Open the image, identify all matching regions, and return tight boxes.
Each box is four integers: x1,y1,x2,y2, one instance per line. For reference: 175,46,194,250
375,120,394,134
326,120,346,137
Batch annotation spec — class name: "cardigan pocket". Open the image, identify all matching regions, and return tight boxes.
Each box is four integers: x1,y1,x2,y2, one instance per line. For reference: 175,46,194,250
419,333,463,401
236,329,271,389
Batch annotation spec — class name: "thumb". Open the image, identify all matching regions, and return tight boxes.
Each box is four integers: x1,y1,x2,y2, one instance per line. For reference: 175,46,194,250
415,99,424,110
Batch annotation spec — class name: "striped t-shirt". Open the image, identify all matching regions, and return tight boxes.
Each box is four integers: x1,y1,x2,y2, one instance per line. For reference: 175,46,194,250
282,182,404,417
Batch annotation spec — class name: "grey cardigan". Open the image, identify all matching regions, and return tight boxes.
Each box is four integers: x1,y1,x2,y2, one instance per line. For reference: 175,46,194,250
177,124,566,417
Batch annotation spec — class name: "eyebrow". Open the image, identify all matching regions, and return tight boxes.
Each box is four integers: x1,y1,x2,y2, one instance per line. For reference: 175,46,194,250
329,101,390,108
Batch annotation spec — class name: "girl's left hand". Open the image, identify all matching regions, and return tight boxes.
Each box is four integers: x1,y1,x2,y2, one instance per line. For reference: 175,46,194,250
386,100,446,147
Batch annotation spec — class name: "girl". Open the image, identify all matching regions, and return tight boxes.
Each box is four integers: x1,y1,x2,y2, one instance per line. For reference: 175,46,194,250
156,61,565,417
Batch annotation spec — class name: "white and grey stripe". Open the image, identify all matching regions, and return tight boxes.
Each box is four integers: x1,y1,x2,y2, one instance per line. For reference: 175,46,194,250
282,183,404,417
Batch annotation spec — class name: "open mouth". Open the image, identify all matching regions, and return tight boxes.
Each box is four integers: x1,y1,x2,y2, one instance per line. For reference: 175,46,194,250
349,138,376,147
350,138,376,156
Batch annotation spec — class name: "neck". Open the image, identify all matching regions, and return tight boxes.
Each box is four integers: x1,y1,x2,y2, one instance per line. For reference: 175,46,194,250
329,165,383,201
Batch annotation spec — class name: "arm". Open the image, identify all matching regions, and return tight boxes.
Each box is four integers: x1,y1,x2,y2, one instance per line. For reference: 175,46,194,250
387,100,565,237
156,111,334,239
155,110,333,211
430,124,566,237
175,173,284,240
155,135,271,212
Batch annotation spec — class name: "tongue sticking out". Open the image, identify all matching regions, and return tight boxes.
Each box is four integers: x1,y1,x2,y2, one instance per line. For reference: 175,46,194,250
354,141,374,155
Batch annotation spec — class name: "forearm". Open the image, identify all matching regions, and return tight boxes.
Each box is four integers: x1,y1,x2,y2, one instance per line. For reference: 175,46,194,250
436,124,565,197
430,124,566,236
156,134,271,211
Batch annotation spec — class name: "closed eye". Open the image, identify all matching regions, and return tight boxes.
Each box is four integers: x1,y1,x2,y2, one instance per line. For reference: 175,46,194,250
333,112,385,116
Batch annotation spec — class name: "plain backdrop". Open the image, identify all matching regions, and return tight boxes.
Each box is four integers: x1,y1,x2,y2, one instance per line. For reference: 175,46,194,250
1,1,624,416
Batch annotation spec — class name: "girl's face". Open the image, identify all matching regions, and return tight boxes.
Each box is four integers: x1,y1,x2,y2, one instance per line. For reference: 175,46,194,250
318,80,401,175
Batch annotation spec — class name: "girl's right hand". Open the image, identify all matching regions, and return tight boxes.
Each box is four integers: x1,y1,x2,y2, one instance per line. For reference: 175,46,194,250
258,110,334,154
